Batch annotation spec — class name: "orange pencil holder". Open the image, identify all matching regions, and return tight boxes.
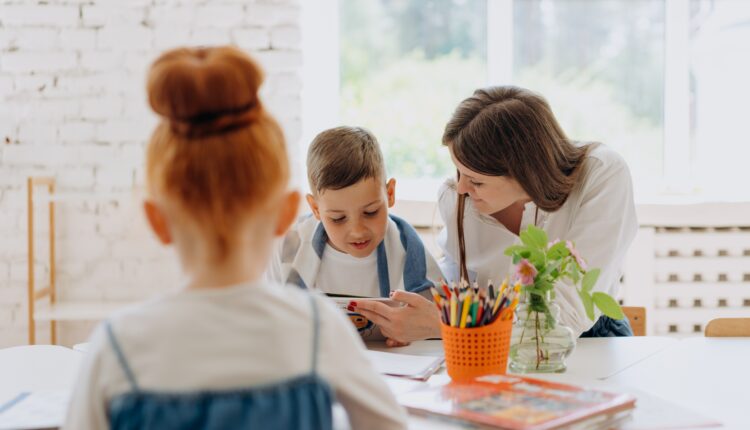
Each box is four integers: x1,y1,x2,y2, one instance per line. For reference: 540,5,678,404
441,317,513,381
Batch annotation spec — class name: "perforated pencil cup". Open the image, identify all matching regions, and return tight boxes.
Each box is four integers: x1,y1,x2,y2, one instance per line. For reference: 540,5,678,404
441,317,513,381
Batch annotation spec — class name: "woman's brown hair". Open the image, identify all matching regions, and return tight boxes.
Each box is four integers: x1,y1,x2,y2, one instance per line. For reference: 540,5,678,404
146,46,289,259
443,86,593,282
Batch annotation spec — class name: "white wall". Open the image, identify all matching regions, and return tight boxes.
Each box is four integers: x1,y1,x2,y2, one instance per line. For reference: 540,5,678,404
0,0,303,347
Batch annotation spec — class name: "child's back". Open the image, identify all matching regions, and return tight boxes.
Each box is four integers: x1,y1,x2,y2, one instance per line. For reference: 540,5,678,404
66,281,403,429
64,46,407,430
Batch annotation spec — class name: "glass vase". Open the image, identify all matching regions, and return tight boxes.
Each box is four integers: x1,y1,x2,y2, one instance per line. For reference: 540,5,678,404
508,292,575,373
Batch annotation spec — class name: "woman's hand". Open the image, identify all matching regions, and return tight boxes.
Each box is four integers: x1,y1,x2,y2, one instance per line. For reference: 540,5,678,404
350,291,442,344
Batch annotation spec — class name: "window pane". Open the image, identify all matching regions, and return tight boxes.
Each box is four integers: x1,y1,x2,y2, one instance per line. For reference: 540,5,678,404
340,0,487,183
690,0,750,200
513,0,665,199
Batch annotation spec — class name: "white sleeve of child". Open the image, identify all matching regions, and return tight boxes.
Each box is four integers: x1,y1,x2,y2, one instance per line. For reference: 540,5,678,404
62,326,110,430
263,237,285,283
315,296,408,430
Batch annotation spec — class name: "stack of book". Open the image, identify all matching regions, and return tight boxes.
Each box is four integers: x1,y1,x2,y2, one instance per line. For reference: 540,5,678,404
399,373,636,429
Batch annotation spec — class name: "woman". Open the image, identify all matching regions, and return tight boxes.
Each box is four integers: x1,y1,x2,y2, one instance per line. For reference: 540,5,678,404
353,86,636,342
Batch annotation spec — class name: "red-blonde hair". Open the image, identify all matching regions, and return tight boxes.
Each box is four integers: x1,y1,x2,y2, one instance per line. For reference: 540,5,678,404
145,46,289,258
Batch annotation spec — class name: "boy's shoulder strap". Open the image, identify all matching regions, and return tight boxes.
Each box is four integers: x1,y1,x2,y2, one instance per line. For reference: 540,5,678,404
387,214,438,293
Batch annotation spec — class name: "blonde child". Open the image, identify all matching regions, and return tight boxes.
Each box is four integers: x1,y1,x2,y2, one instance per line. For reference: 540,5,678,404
266,126,444,344
64,47,407,430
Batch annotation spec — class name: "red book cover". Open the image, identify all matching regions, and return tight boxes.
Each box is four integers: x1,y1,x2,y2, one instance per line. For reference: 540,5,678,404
399,374,636,430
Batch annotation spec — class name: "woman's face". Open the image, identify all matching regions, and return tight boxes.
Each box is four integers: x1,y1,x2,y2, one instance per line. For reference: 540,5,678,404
450,149,530,215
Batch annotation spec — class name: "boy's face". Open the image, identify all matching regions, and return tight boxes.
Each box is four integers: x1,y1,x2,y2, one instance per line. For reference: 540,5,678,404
307,177,396,258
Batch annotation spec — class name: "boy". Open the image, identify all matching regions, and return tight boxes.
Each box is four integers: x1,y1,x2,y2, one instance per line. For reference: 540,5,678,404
267,126,443,298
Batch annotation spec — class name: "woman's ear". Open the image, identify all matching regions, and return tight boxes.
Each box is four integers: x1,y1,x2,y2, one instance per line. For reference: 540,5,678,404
386,178,396,208
306,193,321,220
143,200,172,245
275,190,301,237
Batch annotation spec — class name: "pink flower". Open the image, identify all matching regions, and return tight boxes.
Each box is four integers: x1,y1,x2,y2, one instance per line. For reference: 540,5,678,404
515,259,538,285
566,240,587,270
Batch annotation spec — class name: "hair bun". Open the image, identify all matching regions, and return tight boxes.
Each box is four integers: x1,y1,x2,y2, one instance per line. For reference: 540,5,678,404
147,46,265,137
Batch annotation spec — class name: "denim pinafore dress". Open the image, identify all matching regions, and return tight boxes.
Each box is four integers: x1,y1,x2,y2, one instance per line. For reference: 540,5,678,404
105,294,334,430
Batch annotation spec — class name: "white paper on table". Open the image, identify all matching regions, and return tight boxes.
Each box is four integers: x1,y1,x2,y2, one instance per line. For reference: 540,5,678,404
364,350,444,381
0,390,70,430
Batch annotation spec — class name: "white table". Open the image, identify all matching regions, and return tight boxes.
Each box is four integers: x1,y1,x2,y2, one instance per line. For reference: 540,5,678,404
370,336,678,380
3,338,744,429
0,345,83,395
0,345,84,430
607,337,749,430
371,337,712,430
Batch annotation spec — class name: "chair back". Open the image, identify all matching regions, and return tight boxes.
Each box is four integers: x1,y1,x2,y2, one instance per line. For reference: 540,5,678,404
622,306,646,336
704,318,750,337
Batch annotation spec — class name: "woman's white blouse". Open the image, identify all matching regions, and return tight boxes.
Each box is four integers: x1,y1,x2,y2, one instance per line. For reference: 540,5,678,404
437,144,638,336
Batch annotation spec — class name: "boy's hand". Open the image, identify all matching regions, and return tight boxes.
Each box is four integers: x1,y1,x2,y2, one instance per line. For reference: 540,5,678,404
351,291,442,343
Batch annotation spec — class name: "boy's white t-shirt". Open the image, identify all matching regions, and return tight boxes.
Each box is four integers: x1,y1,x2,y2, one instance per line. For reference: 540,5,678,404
63,281,407,430
315,244,381,297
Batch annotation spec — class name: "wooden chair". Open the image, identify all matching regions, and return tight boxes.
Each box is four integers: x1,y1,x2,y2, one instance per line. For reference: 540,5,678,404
622,306,646,336
704,318,750,337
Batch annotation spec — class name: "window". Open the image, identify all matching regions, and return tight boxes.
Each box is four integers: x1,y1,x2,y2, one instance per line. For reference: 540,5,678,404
690,0,750,199
512,1,665,199
302,0,750,202
339,0,488,197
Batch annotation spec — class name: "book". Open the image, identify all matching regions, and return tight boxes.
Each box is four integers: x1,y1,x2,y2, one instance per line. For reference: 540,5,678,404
364,350,444,381
326,294,402,341
398,374,635,430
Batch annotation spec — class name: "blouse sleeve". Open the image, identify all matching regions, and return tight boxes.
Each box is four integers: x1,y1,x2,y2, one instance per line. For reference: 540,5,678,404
554,154,638,336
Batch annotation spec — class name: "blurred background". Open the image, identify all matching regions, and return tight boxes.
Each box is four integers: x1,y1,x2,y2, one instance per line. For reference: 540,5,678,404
1,0,749,347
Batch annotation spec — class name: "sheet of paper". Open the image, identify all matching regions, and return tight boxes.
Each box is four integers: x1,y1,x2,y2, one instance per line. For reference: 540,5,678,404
364,350,444,380
0,390,70,430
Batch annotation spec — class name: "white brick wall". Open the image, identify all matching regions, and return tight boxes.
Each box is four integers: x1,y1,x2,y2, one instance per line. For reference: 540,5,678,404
0,0,303,348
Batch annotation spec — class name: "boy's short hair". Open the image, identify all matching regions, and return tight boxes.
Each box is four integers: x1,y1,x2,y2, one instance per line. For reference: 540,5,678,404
307,126,386,194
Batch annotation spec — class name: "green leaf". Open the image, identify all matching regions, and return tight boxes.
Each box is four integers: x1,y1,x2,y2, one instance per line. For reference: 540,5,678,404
545,259,562,274
570,263,581,284
534,279,553,292
504,244,528,256
582,268,600,293
592,292,625,320
526,288,546,299
528,249,546,268
578,290,595,321
520,225,548,250
547,241,569,260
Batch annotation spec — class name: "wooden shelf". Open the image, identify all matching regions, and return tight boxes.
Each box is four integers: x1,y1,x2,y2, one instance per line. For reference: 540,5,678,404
33,302,135,322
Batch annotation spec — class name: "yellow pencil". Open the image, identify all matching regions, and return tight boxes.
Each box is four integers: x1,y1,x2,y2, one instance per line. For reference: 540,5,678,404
460,290,472,328
430,286,442,307
501,284,522,320
491,278,507,313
